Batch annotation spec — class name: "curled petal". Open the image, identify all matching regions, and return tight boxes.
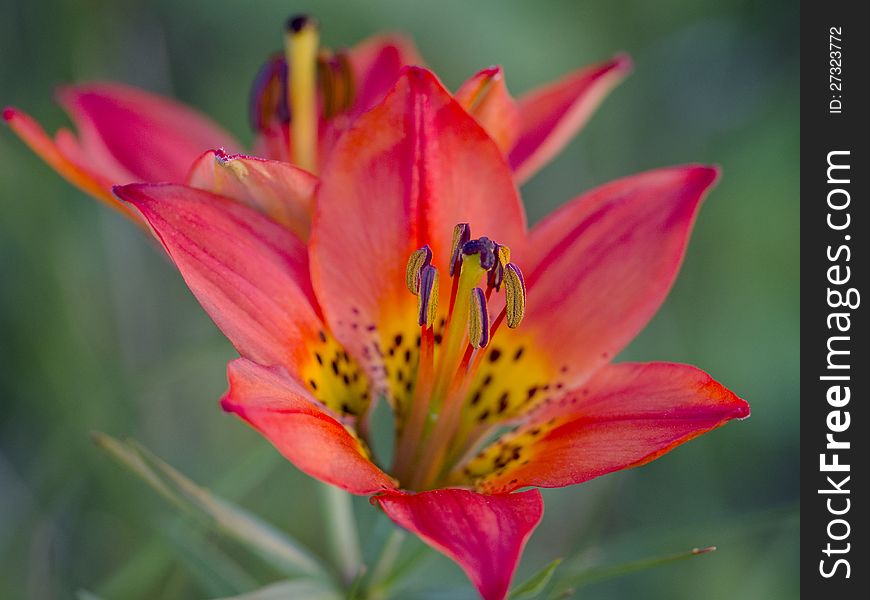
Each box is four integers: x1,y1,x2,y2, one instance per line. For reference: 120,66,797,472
462,362,749,493
3,107,137,218
455,66,521,153
57,83,240,183
187,150,317,240
222,359,396,495
376,488,543,600
510,55,632,183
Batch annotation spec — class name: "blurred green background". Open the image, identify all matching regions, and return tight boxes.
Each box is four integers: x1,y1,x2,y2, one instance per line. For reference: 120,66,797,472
0,0,798,598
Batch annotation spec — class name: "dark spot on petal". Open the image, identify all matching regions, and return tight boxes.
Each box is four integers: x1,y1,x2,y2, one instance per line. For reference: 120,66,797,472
477,409,490,422
318,330,327,343
315,353,323,365
482,374,492,387
331,360,339,375
497,392,509,414
513,347,525,361
308,379,318,390
470,390,482,405
394,334,403,347
434,334,443,345
404,349,411,363
488,348,501,363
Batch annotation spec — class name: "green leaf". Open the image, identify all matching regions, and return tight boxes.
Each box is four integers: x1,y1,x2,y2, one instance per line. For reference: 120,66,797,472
550,545,717,597
162,520,259,596
92,432,330,581
76,591,104,600
94,443,283,599
215,579,342,600
510,559,562,599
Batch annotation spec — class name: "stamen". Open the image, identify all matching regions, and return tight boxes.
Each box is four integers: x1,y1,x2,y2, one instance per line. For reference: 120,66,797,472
503,263,526,328
417,266,439,327
486,243,511,291
318,51,355,119
406,245,433,294
395,225,531,490
468,288,489,348
449,223,471,276
248,54,289,133
284,15,319,172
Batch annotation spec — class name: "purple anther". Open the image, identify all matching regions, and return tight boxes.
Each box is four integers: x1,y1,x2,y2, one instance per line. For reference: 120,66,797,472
417,265,439,327
449,223,472,276
249,53,289,132
469,287,490,348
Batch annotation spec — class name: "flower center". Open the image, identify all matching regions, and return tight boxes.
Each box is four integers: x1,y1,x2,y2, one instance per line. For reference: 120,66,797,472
392,224,527,490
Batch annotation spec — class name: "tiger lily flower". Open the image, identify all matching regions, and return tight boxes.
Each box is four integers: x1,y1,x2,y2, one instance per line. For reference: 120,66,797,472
112,66,748,600
4,17,629,227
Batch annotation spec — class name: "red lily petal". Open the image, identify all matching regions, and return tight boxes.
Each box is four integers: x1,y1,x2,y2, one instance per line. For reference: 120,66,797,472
2,107,140,219
114,183,321,370
464,362,749,493
455,66,521,154
310,67,526,396
376,488,543,600
518,165,718,389
221,359,396,495
57,82,240,183
187,150,317,241
346,34,424,118
509,55,631,183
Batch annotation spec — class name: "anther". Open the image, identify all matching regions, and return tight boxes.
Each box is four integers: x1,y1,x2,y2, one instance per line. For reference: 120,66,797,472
406,245,433,294
318,51,355,119
449,223,471,277
503,263,526,328
487,243,511,291
417,265,439,327
249,54,289,132
468,287,490,348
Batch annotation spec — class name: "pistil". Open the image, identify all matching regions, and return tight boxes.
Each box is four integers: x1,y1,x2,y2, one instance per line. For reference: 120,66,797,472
285,15,319,172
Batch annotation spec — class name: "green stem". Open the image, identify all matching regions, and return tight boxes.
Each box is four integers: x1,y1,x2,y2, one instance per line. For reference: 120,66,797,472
549,546,717,598
367,529,405,598
320,483,363,585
